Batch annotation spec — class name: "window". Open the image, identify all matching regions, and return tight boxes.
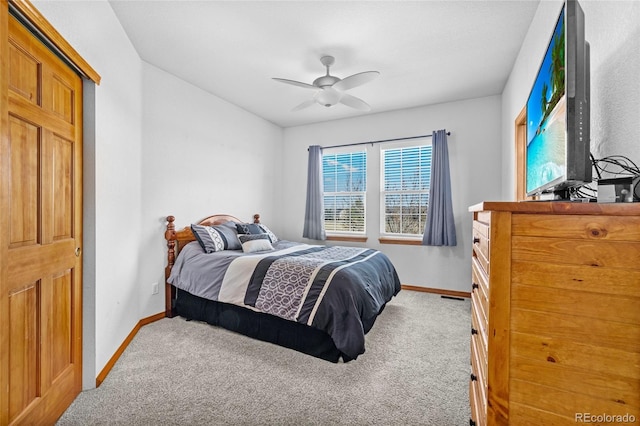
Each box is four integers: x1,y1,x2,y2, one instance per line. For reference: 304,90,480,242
381,145,432,236
322,151,366,233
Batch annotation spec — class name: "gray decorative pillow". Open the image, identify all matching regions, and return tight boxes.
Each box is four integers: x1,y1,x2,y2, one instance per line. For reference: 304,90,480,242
217,221,242,250
214,222,242,250
258,224,278,243
235,222,264,235
191,223,241,253
238,233,273,253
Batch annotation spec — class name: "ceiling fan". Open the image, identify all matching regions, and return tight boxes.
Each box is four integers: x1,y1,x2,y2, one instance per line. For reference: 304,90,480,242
273,56,379,112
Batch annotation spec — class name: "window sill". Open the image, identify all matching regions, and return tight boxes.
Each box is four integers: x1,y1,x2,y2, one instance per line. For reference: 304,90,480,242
326,235,368,243
378,237,423,246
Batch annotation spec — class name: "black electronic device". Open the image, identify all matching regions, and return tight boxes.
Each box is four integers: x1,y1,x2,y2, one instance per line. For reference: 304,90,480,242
525,0,591,199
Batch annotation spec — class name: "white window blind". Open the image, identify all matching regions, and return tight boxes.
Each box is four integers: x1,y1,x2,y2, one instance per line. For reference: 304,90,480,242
381,145,432,235
322,151,366,233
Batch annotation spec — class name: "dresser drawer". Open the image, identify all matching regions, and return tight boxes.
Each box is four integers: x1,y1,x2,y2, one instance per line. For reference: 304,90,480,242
511,213,640,240
472,221,490,275
469,376,485,426
475,211,491,227
471,286,488,342
471,257,489,318
473,217,490,238
470,333,487,425
471,301,488,382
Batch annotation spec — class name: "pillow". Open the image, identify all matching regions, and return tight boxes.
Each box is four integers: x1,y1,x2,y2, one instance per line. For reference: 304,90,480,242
191,223,241,253
258,224,278,243
216,221,242,250
235,222,264,235
239,233,273,253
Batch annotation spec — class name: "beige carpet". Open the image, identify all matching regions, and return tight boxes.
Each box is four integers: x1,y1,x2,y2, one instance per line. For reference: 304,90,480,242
57,290,471,425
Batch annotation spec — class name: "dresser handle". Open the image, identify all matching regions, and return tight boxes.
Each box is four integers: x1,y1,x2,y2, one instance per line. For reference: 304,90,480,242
470,373,478,382
471,328,478,335
470,420,477,426
472,283,479,291
473,237,480,244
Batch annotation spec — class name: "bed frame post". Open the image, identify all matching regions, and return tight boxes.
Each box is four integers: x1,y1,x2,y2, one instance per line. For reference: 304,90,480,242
253,213,260,223
165,215,177,318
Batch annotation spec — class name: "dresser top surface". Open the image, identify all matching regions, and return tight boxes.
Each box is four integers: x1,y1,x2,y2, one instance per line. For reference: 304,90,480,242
469,201,640,216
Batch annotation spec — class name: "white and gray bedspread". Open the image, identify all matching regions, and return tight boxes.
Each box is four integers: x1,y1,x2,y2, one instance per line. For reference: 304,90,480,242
168,240,401,359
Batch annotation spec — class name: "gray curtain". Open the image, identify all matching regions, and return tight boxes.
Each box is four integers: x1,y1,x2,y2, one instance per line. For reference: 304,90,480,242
303,145,326,240
422,130,457,246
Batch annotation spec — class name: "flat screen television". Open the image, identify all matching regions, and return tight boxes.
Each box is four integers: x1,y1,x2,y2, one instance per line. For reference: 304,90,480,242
526,0,591,199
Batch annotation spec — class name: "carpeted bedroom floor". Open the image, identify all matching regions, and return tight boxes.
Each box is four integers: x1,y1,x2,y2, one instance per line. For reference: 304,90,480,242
56,290,471,425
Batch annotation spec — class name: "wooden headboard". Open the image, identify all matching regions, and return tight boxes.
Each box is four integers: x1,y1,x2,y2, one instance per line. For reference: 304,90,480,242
164,213,260,317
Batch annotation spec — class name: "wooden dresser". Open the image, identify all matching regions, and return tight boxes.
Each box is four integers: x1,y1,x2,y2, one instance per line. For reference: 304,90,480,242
468,201,640,426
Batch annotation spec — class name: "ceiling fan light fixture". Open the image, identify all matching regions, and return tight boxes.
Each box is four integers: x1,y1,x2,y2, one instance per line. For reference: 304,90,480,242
314,87,341,107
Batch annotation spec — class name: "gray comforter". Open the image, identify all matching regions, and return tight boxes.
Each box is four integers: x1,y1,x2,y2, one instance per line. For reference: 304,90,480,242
168,241,401,359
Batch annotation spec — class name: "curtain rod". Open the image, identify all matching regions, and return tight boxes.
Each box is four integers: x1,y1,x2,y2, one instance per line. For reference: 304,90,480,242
313,131,451,151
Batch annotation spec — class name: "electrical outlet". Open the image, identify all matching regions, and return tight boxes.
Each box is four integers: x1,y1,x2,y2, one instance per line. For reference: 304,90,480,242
152,282,159,295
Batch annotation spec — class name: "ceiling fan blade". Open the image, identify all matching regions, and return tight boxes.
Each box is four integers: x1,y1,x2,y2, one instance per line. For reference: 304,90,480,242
272,78,317,90
291,99,316,112
333,71,380,91
340,94,371,111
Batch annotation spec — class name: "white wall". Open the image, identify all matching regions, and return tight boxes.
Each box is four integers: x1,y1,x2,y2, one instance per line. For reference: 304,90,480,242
282,96,502,292
138,62,283,318
583,1,640,160
501,0,640,200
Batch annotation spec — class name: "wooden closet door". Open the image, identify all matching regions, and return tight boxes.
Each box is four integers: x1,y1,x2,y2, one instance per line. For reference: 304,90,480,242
0,13,83,425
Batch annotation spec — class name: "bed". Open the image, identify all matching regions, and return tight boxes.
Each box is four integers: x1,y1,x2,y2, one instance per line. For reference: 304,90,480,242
164,214,401,362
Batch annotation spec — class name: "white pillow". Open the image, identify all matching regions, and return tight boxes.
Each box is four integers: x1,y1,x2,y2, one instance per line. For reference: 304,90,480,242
239,234,273,253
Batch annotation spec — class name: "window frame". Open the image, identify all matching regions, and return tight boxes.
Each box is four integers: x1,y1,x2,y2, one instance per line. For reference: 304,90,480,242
321,148,367,236
379,141,433,239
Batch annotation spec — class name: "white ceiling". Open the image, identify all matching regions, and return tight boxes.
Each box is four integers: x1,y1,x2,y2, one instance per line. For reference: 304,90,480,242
109,0,540,128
